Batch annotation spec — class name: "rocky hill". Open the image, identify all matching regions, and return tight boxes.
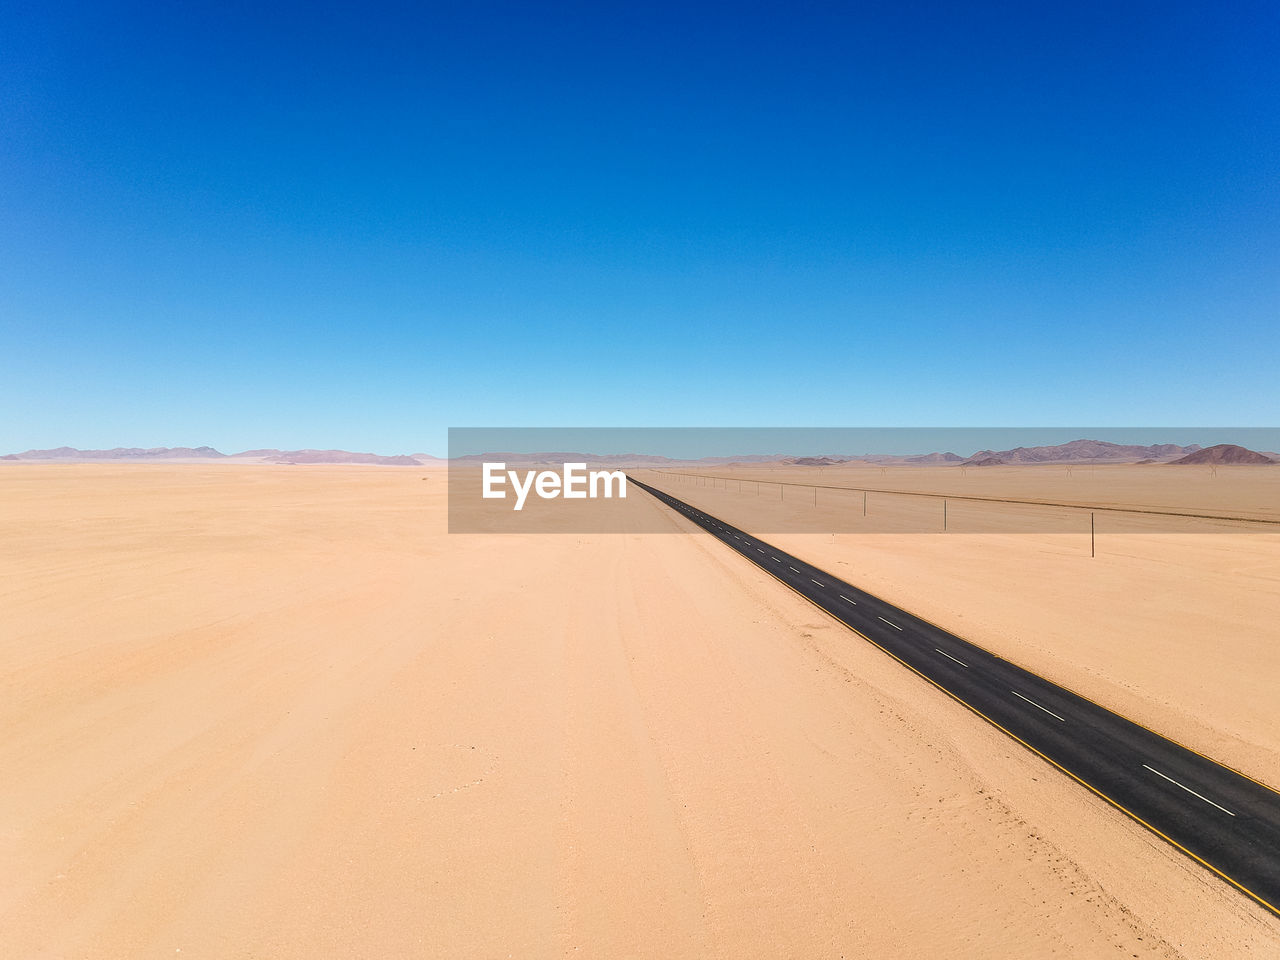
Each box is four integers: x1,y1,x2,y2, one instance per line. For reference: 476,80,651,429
964,439,1199,464
1170,444,1275,465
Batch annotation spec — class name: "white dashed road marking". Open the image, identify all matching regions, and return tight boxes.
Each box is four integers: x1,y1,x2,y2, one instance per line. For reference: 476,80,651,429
1143,764,1236,816
1011,690,1066,722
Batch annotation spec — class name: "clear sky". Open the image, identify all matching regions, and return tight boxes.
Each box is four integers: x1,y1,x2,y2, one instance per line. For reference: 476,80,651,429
3,2,1276,456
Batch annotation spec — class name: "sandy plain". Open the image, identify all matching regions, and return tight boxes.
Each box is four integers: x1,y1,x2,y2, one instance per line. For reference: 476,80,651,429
1,463,1278,958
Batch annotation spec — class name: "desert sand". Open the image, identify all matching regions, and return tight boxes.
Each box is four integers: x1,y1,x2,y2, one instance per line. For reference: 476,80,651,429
2,464,1278,957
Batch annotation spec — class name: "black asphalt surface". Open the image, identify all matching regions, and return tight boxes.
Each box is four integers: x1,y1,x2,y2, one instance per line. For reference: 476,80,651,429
630,475,1280,917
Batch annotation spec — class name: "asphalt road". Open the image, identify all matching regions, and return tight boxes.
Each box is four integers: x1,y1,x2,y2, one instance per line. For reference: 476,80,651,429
629,475,1280,917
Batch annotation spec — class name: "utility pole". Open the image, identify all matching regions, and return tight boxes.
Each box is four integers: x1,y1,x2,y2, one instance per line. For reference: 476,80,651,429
943,498,947,532
1091,511,1095,558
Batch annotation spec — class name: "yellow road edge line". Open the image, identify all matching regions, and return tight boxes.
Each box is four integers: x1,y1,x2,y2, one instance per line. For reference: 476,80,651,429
761,555,1280,919
647,484,1280,919
897,606,1280,800
644,474,1280,800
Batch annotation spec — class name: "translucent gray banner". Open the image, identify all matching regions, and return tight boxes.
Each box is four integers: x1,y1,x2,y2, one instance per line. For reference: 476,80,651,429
447,428,1280,534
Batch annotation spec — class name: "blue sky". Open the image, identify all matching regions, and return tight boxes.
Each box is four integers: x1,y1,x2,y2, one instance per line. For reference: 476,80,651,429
2,2,1276,456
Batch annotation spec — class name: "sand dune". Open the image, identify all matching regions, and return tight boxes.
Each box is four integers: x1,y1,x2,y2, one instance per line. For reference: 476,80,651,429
1,465,1276,957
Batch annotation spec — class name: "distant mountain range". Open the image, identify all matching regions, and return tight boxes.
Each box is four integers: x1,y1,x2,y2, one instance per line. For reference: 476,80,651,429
230,449,431,466
3,439,1275,466
784,456,847,467
960,439,1202,465
448,451,681,467
3,445,229,460
1,446,442,466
